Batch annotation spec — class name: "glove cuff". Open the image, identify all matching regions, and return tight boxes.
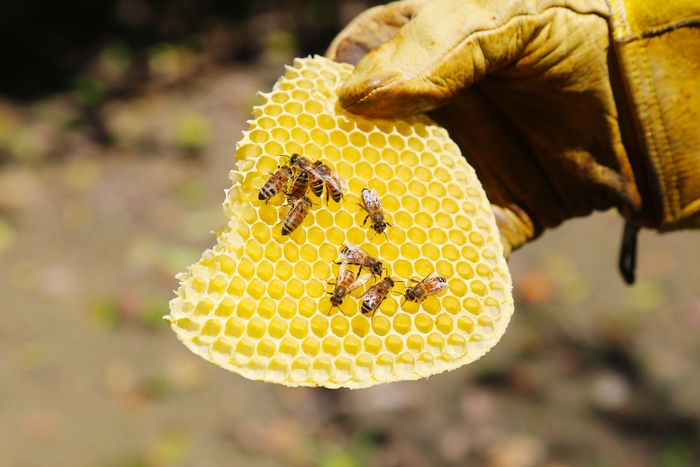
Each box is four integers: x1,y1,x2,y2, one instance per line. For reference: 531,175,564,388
609,0,700,230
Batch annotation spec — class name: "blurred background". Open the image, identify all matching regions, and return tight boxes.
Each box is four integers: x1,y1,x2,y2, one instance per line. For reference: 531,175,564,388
1,0,699,466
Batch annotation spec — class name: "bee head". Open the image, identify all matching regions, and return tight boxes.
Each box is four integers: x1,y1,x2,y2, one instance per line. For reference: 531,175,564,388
290,153,300,164
373,222,387,234
372,262,384,276
330,296,343,306
404,289,416,301
385,277,395,287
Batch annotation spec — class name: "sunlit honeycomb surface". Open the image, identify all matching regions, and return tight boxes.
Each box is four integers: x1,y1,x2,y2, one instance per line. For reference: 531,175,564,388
166,56,514,388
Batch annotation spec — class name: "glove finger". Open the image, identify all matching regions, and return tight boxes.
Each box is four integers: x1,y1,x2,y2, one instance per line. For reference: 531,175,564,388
338,0,607,118
326,0,426,65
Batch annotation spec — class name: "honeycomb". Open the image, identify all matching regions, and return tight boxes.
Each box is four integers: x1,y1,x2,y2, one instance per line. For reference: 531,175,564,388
165,56,514,389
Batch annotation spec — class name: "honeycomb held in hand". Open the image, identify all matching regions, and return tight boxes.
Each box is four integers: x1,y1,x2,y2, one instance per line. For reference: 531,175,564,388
166,56,514,389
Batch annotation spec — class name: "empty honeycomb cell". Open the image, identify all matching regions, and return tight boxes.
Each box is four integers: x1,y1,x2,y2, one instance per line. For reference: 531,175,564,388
343,335,362,355
471,280,488,296
435,314,454,334
293,263,312,282
400,243,420,261
225,317,245,338
312,357,332,382
257,338,276,358
364,335,382,355
267,316,288,338
249,129,269,143
267,358,288,382
246,278,266,300
257,297,276,319
345,227,364,245
462,201,477,215
289,317,308,339
368,132,386,148
428,182,446,198
214,290,236,312
334,357,353,383
302,337,321,356
407,335,424,353
286,278,305,299
427,333,445,354
464,297,482,315
484,298,502,319
330,130,349,147
236,297,256,319
322,336,342,356
279,337,299,358
395,165,413,183
374,354,395,380
247,317,267,339
265,104,283,116
284,101,303,114
167,56,513,389
305,281,325,300
312,261,330,281
388,180,407,197
396,353,415,376
421,197,440,214
330,316,349,337
310,315,329,338
212,340,232,362
393,259,414,278
351,316,370,337
193,299,214,318
190,277,206,296
385,335,403,354
393,314,412,335
201,319,222,338
421,296,442,315
236,338,255,358
354,355,373,381
207,274,228,297
415,314,433,333
271,128,289,143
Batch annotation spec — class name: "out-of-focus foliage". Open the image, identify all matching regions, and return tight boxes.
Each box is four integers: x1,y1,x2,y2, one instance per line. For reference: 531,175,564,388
0,0,383,100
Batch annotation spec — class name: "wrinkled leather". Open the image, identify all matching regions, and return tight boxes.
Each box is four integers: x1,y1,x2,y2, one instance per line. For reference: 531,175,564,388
326,0,700,255
610,0,700,230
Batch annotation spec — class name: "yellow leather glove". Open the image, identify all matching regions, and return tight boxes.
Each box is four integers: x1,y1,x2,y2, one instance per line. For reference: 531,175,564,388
326,0,700,282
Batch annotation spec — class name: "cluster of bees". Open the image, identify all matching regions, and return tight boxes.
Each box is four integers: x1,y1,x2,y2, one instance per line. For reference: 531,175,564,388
329,243,448,319
258,153,448,319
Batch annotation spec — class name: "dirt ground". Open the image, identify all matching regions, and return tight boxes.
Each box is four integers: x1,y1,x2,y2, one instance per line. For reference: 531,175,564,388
1,60,699,467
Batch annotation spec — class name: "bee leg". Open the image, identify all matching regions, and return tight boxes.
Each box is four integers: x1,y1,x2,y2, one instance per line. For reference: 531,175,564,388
361,214,369,226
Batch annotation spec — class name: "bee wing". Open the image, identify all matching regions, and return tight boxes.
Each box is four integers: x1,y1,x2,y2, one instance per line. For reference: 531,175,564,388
324,167,348,192
339,243,368,264
421,271,449,295
349,273,372,292
361,285,383,312
361,188,382,211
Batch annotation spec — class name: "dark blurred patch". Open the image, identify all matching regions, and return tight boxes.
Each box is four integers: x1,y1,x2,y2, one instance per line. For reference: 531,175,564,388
0,0,386,100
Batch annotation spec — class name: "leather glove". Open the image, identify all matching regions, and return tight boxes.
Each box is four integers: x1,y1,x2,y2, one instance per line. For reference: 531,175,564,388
326,0,700,283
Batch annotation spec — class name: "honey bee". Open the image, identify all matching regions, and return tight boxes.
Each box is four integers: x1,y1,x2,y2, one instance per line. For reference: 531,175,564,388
327,262,371,313
337,243,385,277
290,154,347,203
359,188,392,239
285,169,310,202
403,271,448,303
361,277,395,319
281,196,313,235
258,165,294,201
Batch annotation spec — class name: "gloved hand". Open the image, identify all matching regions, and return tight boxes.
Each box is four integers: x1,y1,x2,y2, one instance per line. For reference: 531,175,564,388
325,0,700,282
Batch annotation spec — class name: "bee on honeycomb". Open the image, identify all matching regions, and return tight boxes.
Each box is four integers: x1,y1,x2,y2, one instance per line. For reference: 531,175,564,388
166,56,514,389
